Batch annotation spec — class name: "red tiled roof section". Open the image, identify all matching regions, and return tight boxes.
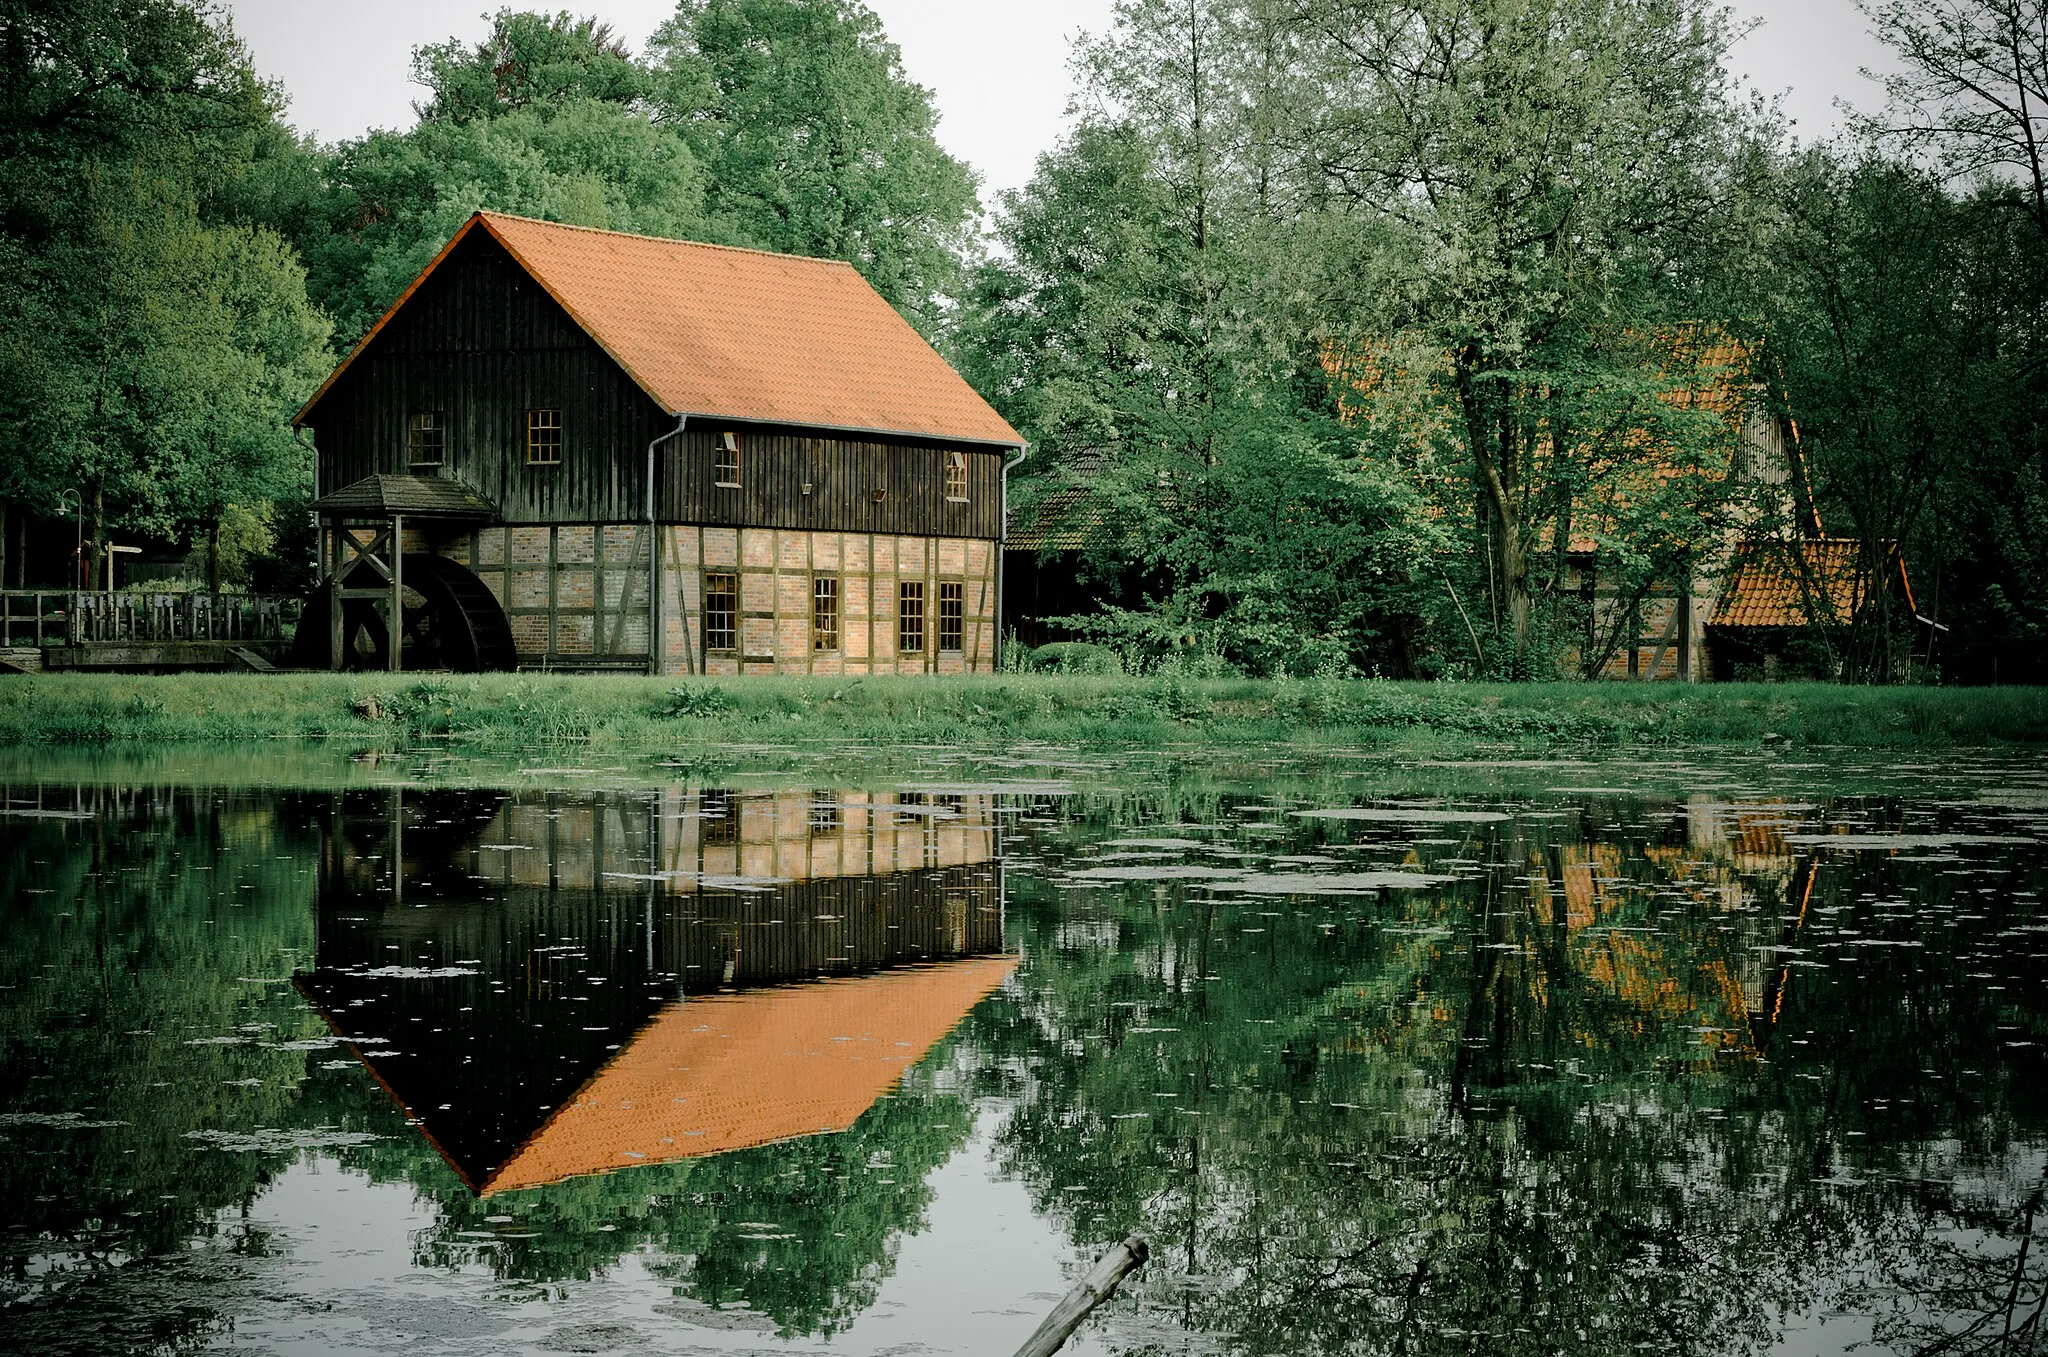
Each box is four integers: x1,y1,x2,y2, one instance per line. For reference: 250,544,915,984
482,213,1022,444
1711,539,1875,628
481,956,1016,1196
1009,455,1111,551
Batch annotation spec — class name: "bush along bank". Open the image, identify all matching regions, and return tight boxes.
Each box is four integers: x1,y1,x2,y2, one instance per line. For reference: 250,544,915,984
0,673,2042,752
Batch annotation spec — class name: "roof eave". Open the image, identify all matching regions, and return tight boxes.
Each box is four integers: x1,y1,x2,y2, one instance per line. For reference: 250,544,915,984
668,411,1023,450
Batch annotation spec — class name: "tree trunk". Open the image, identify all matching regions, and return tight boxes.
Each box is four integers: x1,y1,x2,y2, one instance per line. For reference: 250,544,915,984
1455,347,1531,669
85,484,103,590
208,518,222,594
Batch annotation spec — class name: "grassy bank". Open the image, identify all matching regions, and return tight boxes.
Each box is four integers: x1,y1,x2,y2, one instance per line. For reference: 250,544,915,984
0,672,2041,754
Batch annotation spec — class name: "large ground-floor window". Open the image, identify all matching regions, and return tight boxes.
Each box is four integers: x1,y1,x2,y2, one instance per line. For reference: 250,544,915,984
899,581,925,654
938,581,963,653
703,572,737,652
813,575,839,652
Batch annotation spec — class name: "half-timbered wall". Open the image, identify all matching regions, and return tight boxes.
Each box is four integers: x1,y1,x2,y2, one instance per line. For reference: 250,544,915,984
422,524,995,674
435,525,654,667
661,527,997,677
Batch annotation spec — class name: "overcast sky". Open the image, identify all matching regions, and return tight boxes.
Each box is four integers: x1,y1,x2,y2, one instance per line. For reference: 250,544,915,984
222,0,1901,205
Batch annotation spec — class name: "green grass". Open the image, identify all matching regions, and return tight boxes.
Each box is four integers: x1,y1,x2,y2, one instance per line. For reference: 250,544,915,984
0,672,2040,756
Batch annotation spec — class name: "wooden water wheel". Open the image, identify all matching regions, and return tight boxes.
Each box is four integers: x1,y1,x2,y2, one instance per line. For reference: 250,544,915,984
292,554,516,672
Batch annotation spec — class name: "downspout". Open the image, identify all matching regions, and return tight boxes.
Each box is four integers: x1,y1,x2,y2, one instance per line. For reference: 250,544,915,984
997,442,1029,670
293,424,323,600
647,415,688,675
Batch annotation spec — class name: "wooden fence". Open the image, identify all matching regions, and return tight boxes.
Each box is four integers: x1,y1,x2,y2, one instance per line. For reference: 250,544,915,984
0,591,300,650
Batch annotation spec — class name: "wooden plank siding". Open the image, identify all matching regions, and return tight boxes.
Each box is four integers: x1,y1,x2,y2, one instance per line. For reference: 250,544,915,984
305,228,1008,537
663,429,1001,539
310,231,664,525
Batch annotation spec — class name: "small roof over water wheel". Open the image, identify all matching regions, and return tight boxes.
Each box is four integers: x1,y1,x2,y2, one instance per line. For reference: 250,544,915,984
310,474,499,522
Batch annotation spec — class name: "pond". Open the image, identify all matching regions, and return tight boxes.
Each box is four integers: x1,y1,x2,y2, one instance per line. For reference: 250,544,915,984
2,748,2044,1356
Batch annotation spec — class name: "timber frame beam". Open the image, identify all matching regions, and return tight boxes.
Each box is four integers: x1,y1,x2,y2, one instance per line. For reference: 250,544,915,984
323,514,406,672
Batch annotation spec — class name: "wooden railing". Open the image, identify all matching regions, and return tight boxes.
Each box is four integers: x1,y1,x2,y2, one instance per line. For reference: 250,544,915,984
0,591,300,649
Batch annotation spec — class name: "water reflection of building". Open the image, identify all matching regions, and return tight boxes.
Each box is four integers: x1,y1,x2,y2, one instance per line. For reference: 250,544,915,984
1457,800,1821,1072
295,788,1011,1196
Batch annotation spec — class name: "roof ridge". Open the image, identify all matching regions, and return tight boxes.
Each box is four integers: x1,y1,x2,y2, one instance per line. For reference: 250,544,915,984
476,210,856,268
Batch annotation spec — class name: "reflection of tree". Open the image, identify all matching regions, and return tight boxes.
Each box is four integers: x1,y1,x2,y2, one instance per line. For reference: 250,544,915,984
1842,1164,2047,1356
306,1058,979,1336
0,790,323,1350
979,790,2048,1356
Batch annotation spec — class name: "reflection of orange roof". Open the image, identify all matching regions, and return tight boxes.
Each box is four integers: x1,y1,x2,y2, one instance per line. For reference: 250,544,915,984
1711,538,1906,627
484,957,1015,1196
299,212,1022,447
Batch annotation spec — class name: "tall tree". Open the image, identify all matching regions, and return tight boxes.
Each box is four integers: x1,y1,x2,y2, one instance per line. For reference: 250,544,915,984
1857,0,2048,239
288,10,709,344
1293,0,1760,671
1803,0,2048,680
647,0,979,326
0,0,328,585
295,4,978,345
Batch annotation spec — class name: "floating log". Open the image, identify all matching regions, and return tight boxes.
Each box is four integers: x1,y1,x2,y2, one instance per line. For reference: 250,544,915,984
1011,1233,1149,1357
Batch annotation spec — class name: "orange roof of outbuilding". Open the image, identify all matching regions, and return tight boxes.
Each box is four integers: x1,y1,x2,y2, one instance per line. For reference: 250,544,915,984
480,956,1016,1196
1711,538,1910,628
298,212,1023,447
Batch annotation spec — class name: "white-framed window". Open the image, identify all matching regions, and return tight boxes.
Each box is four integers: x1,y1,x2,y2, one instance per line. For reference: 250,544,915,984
899,581,925,654
813,575,840,652
938,581,963,652
715,431,741,487
703,572,737,652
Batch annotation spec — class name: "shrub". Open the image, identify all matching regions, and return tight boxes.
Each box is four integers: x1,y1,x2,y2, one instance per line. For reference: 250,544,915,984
656,685,737,718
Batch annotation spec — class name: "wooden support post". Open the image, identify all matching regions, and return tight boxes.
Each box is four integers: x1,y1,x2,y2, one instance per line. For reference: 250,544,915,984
328,524,344,671
1677,576,1695,683
1642,603,1681,682
389,514,404,673
1010,1234,1148,1357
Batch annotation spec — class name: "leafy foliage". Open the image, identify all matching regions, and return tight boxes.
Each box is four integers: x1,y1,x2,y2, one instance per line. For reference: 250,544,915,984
0,0,329,583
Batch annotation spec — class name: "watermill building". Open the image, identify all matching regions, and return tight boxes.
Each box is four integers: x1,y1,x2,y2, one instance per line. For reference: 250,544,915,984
293,211,1024,675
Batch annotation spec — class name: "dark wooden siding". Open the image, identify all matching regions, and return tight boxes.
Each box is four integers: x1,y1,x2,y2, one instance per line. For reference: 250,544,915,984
304,229,1008,538
306,230,671,526
662,429,1002,538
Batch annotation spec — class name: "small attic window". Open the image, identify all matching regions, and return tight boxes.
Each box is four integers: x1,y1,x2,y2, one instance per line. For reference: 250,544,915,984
715,431,741,487
944,450,968,502
526,408,562,465
408,411,445,469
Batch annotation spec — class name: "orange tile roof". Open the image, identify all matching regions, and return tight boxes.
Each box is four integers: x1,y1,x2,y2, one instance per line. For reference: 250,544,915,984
1710,538,1897,628
1008,454,1113,551
480,956,1016,1196
299,212,1023,448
